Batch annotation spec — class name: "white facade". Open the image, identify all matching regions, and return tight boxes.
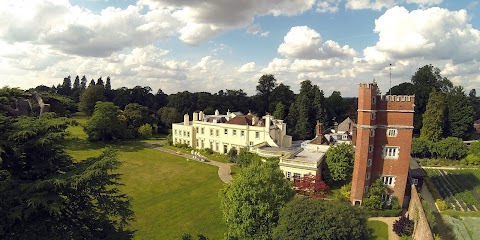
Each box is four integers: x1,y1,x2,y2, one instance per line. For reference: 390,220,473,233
172,111,292,154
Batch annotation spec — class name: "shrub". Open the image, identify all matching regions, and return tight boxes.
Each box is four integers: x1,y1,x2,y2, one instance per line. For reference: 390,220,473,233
166,133,173,145
393,215,414,237
422,200,436,230
138,123,153,139
464,153,480,165
339,182,352,200
432,137,468,159
436,199,448,211
365,209,402,217
227,148,238,163
411,137,431,158
203,148,214,155
390,196,402,210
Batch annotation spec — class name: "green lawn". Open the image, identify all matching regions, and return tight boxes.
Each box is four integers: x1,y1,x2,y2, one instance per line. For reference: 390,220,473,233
368,220,388,240
64,120,227,239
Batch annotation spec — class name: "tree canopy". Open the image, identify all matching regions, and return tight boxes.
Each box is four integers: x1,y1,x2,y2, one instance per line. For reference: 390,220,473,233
219,161,294,239
84,102,127,141
78,85,106,116
0,114,133,239
273,197,370,240
324,143,355,183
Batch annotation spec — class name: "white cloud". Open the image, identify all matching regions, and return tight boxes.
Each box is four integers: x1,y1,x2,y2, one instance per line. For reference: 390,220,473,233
405,0,443,7
0,1,180,57
246,24,269,37
140,0,315,45
316,0,342,13
238,62,256,73
278,26,356,59
345,0,395,11
372,7,480,63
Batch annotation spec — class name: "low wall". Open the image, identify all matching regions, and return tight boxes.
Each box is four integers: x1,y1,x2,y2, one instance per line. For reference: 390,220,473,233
408,184,434,240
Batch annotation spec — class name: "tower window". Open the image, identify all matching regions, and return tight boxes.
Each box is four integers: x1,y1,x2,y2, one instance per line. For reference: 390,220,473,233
367,159,372,167
365,173,370,180
372,97,376,105
381,176,395,187
370,129,375,137
384,147,399,159
371,112,376,120
369,145,374,153
387,129,398,137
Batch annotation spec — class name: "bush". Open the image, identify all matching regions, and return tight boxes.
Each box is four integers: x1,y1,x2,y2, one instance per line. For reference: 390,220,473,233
431,137,467,159
393,215,414,237
436,199,448,211
339,182,352,201
166,133,173,145
411,137,431,158
203,148,214,155
227,148,238,163
365,209,402,217
422,200,436,230
138,123,153,139
390,196,402,210
464,153,480,165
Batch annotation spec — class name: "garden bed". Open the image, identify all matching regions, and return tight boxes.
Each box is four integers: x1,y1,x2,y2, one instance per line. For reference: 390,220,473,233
424,169,480,211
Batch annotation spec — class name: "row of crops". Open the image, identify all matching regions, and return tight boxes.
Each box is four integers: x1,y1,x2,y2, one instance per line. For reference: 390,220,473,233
425,169,480,211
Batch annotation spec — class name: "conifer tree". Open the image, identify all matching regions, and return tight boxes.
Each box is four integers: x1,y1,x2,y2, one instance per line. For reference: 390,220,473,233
445,86,475,139
420,89,446,142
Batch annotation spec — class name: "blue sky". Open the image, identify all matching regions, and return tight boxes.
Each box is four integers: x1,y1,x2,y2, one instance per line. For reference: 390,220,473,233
1,0,479,97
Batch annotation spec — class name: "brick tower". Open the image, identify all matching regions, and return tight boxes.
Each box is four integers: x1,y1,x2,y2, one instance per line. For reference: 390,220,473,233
350,83,415,206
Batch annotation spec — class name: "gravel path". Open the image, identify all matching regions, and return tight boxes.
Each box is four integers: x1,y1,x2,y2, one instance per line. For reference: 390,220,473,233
147,145,234,183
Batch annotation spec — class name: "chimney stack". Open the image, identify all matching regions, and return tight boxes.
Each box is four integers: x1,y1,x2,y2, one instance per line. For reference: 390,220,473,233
193,112,199,121
184,114,190,126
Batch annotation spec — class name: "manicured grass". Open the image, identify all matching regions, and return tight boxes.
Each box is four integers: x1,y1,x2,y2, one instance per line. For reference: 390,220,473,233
368,220,388,240
64,120,227,239
118,148,227,239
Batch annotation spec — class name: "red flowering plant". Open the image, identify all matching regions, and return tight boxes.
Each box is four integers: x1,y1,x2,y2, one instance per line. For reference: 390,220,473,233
292,174,331,199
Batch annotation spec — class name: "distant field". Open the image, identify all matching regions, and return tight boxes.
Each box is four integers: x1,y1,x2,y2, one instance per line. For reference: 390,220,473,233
65,118,227,239
367,220,388,240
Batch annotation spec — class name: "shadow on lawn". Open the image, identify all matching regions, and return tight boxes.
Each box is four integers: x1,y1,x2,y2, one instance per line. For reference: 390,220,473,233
64,137,147,153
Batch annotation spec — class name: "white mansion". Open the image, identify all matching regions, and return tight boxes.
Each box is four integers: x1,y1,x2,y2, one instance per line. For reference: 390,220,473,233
172,110,292,154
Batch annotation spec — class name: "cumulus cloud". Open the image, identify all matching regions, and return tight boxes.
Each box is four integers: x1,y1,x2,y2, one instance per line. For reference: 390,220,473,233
372,7,480,64
140,0,315,45
0,1,180,57
278,26,356,59
238,62,256,73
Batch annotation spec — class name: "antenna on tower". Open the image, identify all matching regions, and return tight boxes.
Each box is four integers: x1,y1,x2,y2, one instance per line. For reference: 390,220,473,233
389,63,392,96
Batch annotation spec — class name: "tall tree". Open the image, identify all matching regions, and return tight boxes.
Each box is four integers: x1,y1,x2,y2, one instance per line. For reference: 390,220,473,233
273,198,369,240
84,102,127,141
445,86,475,139
97,77,104,87
89,79,96,87
58,76,72,96
72,75,81,102
269,83,294,116
420,89,446,142
0,114,133,239
324,143,355,183
80,75,87,91
325,91,347,126
220,161,294,240
255,74,277,114
410,65,452,130
157,107,181,128
312,85,326,123
273,101,286,120
79,85,106,116
105,76,112,91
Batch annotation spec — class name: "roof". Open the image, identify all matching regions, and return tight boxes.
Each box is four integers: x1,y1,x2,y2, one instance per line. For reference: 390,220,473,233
225,115,253,125
204,116,227,123
337,117,354,133
409,159,425,177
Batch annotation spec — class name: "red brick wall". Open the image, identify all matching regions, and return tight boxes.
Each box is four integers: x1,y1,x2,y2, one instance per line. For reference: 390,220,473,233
408,185,434,240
